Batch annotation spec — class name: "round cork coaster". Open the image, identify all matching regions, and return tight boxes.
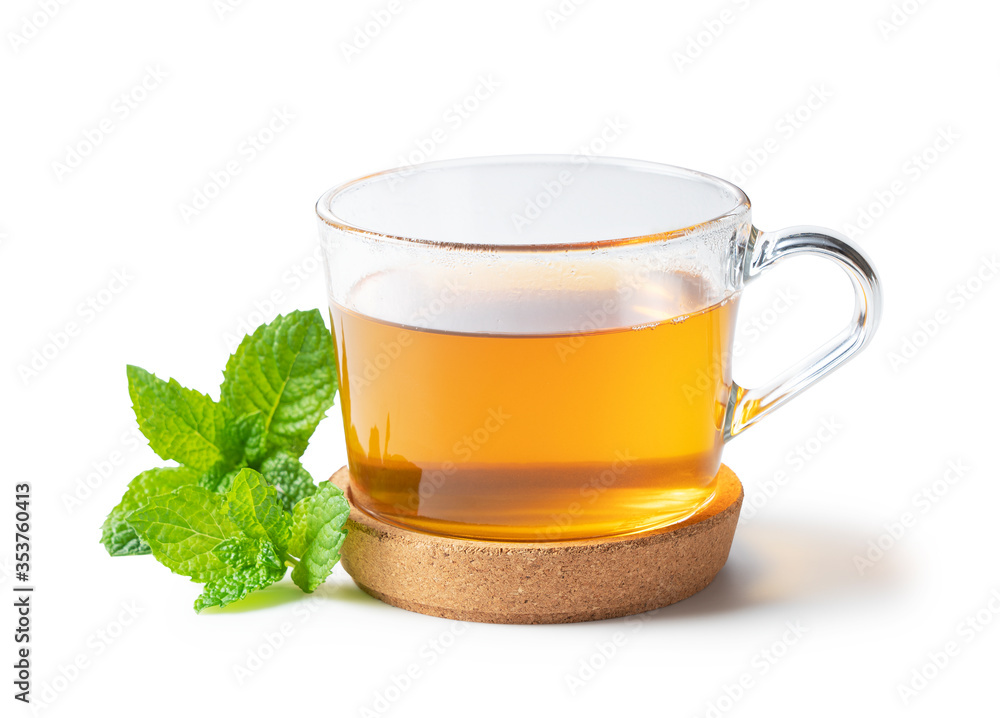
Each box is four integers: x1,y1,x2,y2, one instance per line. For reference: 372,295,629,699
328,465,742,624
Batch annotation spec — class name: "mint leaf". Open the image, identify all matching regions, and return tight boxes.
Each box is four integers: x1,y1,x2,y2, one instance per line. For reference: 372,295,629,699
220,310,337,457
259,451,318,512
127,365,231,472
288,483,350,592
101,466,200,556
194,541,286,612
223,411,268,466
224,469,291,553
212,536,259,569
125,485,240,582
197,462,240,493
193,415,266,495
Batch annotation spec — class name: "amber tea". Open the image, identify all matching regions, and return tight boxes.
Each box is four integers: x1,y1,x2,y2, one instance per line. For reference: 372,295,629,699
331,266,738,541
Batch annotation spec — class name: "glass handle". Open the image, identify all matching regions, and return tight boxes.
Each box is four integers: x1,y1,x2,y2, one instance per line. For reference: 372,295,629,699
724,225,882,440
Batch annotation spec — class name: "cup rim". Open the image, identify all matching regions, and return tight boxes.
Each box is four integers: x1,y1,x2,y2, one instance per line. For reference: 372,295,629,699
315,154,751,252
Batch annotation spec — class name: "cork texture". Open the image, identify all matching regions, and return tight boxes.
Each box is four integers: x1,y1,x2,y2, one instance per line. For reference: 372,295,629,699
329,465,743,624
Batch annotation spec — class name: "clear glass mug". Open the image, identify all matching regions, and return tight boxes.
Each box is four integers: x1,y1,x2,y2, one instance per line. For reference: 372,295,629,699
316,156,881,542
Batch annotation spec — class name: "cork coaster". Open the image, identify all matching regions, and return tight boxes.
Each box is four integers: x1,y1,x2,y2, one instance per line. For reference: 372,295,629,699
328,465,742,624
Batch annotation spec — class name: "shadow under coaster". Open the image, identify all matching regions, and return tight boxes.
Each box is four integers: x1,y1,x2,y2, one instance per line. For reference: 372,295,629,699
327,465,743,625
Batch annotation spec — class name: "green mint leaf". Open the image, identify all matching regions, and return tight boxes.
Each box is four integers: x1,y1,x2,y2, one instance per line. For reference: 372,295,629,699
220,310,337,457
101,466,199,556
127,365,230,472
211,536,259,569
223,411,268,466
288,482,350,593
193,540,286,612
224,469,292,554
125,485,240,582
259,451,318,512
197,462,240,493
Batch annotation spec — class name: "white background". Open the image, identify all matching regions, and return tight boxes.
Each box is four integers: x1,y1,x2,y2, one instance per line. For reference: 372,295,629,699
4,1,999,716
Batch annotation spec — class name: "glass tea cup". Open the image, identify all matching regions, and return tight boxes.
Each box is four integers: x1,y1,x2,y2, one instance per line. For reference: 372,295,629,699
316,156,881,541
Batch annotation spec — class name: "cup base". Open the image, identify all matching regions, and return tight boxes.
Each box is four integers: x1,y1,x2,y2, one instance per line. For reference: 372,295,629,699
329,464,743,624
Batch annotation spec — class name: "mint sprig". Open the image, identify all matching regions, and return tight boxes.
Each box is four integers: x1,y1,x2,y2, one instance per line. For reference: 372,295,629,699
100,309,350,612
101,466,200,556
125,485,241,583
288,482,350,593
224,468,292,550
221,310,338,457
258,451,319,512
126,366,233,472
